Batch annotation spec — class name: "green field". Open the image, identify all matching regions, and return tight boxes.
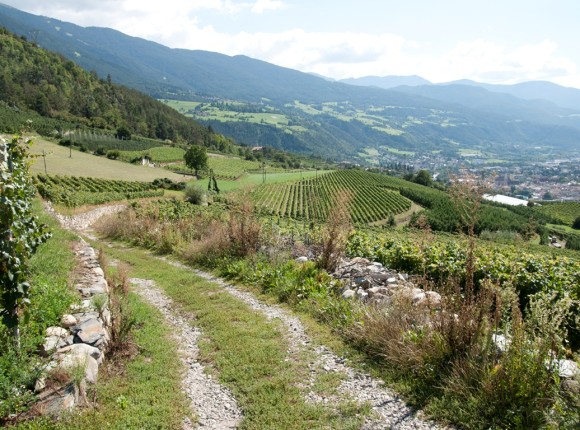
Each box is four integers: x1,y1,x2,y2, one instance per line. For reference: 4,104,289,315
118,146,186,163
26,137,186,182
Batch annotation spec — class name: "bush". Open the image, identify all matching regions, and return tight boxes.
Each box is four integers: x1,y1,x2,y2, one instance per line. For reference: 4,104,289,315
184,183,205,204
565,235,580,250
106,149,120,160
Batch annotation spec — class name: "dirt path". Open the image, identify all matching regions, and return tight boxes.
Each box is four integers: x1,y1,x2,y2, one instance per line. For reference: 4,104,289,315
57,205,446,430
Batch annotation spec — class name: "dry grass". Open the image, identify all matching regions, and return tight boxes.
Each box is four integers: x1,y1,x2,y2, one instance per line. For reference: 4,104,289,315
316,190,352,272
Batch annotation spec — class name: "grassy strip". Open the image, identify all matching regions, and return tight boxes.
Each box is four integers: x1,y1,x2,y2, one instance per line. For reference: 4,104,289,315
13,292,190,430
99,245,365,430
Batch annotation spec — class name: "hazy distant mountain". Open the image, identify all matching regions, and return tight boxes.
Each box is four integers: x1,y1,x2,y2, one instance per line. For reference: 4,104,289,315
391,84,580,130
340,75,431,89
445,79,580,111
1,3,579,159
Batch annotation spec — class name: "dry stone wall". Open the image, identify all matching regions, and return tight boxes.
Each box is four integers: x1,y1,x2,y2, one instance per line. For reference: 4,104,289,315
33,240,111,417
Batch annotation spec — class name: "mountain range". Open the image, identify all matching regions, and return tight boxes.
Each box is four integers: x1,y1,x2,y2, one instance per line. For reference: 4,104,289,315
1,3,579,161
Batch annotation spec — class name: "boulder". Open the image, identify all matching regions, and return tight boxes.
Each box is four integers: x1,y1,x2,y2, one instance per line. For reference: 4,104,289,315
295,256,308,263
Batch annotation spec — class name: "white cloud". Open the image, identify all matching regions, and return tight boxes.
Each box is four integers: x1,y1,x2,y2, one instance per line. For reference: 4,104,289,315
5,0,580,88
251,0,285,14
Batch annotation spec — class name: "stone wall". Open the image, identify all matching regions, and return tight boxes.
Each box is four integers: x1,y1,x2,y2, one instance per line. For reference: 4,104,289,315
32,240,111,416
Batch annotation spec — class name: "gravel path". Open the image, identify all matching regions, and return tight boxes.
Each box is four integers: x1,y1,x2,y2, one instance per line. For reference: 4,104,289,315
161,258,445,430
129,277,242,429
58,206,447,430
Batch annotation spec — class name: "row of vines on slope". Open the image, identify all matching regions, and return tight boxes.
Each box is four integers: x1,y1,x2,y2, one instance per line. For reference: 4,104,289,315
252,170,412,224
34,174,164,207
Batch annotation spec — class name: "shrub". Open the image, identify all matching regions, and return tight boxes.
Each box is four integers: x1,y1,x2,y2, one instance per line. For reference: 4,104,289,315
565,235,580,250
184,183,205,205
106,149,120,160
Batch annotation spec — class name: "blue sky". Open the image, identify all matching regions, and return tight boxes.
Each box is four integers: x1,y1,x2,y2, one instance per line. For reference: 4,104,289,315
6,0,580,88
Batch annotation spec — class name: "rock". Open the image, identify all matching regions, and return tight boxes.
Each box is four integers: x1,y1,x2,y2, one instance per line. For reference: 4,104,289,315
353,276,371,289
368,272,390,282
34,383,77,417
42,336,62,355
72,318,106,345
46,326,68,338
367,287,382,298
387,277,397,284
365,265,381,273
57,343,103,364
561,378,580,396
92,267,104,277
398,273,407,281
350,257,370,265
61,314,78,328
57,354,99,384
295,256,308,263
414,291,442,308
342,289,356,299
412,291,426,304
555,359,579,378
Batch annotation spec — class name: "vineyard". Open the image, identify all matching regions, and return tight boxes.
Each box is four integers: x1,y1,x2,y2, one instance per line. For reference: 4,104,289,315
118,146,186,163
535,201,580,226
34,174,163,207
252,170,412,223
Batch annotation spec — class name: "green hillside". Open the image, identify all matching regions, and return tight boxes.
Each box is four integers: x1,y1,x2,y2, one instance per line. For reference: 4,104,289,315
0,27,210,145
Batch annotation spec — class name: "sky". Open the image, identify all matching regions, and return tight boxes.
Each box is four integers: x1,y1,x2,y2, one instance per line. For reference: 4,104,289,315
5,0,580,88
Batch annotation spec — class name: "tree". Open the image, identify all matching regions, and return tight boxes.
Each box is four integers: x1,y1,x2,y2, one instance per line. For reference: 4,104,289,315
413,169,432,187
184,145,208,177
542,191,553,200
573,215,580,230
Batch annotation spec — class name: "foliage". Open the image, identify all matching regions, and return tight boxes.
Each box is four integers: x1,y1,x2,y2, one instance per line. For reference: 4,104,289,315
0,137,51,337
316,190,353,271
184,145,208,176
1,199,76,420
573,214,580,230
